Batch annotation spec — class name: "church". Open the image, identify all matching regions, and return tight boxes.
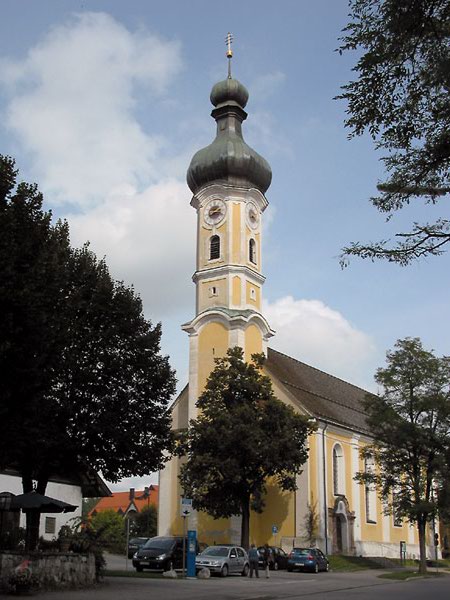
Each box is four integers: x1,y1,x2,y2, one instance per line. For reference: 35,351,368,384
158,49,435,560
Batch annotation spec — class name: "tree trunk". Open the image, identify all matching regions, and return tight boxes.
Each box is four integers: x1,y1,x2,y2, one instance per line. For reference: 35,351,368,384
417,515,428,575
22,474,49,551
241,496,250,550
25,510,41,551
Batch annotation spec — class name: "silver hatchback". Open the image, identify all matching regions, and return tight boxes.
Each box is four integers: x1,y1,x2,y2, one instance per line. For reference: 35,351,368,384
195,545,249,577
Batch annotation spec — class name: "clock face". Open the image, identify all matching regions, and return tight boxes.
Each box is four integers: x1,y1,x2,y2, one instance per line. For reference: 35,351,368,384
204,199,226,226
246,202,259,229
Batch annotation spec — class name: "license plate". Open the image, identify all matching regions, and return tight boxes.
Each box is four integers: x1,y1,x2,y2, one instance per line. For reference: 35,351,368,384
295,563,303,567
139,561,149,566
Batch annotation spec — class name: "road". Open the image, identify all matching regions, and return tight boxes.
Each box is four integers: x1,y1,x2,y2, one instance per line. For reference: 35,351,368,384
32,554,449,600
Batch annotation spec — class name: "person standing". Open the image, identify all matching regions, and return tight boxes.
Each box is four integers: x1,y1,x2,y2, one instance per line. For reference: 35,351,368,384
248,544,259,578
262,543,272,578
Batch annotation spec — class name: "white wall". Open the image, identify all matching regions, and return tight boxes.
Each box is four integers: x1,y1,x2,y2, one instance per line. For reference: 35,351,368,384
0,473,83,540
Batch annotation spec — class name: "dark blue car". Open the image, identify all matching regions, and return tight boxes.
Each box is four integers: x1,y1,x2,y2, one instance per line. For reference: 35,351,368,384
287,548,329,573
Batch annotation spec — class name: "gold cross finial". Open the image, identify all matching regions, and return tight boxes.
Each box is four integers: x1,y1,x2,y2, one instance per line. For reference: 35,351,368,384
225,32,233,78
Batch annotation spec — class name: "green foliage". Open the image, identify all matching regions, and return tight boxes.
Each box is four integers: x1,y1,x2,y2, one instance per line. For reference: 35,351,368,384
89,510,126,553
338,0,450,265
355,338,450,573
0,155,176,547
131,505,157,538
69,517,109,580
177,347,314,548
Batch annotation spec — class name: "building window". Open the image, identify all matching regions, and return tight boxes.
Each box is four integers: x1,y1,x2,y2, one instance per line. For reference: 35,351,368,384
333,444,344,496
250,288,256,300
45,517,56,535
364,455,377,523
209,286,218,297
249,239,256,264
210,235,220,260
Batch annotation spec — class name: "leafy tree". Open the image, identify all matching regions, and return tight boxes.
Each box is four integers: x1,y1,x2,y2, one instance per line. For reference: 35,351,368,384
89,509,126,553
131,505,157,538
355,338,450,574
337,0,450,265
0,156,176,549
177,347,314,549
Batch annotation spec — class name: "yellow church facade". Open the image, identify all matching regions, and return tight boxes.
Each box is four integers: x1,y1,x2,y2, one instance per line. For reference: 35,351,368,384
158,64,436,560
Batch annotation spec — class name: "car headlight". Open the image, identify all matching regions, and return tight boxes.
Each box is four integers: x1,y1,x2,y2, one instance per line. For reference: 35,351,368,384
133,553,138,559
156,554,167,560
210,560,220,566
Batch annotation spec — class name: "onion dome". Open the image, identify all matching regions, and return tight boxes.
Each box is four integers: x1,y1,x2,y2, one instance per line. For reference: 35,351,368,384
187,77,272,194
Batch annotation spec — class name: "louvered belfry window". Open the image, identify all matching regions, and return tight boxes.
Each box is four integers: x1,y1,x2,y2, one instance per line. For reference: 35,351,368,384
210,235,220,260
249,239,256,264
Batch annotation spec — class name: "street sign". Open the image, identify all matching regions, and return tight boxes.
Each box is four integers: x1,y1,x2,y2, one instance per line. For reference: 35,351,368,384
180,497,192,517
272,525,278,534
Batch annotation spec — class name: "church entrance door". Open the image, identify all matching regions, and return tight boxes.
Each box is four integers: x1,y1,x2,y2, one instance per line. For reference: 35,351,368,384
336,515,343,552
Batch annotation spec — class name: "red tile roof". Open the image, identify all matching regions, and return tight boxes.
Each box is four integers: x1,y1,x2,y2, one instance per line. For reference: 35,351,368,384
89,485,158,516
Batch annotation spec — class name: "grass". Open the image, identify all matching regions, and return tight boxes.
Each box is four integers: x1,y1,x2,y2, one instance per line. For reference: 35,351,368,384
328,556,385,572
379,571,445,581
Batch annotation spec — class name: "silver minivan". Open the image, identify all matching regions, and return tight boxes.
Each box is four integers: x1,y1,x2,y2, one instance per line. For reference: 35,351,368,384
195,545,249,577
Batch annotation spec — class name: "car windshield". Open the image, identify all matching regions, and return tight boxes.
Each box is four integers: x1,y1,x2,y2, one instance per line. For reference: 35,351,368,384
143,537,175,551
292,548,311,555
129,538,146,544
201,546,229,557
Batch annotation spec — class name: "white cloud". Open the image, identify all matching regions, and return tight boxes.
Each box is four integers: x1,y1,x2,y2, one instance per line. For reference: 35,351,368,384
107,473,158,493
68,179,195,318
0,12,195,318
0,12,182,207
264,295,377,389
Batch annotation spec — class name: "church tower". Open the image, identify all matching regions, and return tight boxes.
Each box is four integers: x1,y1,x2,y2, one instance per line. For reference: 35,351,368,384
159,42,275,541
183,52,274,424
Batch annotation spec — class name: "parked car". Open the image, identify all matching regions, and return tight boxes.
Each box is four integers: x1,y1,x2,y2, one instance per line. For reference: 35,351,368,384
132,536,199,572
287,547,329,573
195,545,249,577
127,537,149,558
257,546,288,570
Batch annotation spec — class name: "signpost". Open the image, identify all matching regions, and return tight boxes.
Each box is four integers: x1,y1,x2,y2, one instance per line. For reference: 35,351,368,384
180,498,192,578
272,525,278,547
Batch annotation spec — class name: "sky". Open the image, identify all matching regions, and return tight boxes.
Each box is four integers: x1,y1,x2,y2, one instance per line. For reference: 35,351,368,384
1,0,448,492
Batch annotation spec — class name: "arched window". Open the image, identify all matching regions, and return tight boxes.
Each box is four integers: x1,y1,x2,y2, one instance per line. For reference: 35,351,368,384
210,235,220,260
249,238,256,264
333,444,344,496
364,455,377,523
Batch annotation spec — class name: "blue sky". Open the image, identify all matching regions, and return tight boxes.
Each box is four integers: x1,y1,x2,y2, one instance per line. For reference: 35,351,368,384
1,1,448,490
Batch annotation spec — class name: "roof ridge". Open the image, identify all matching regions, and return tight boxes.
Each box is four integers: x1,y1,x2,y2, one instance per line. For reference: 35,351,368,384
268,347,371,395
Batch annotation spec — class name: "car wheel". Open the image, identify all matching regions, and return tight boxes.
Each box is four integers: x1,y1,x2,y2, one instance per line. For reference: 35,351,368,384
135,566,143,573
221,564,229,577
313,563,319,573
241,564,249,577
274,561,279,571
164,560,173,572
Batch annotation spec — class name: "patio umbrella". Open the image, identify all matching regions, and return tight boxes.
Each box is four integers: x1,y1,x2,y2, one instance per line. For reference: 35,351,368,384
8,491,77,513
